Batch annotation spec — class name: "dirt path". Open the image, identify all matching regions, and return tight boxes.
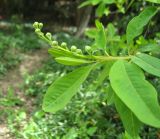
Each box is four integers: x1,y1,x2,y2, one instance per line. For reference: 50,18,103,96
0,48,48,139
0,48,48,94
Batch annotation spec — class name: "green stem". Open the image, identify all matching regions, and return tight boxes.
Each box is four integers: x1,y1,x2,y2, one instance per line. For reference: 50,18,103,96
126,0,135,12
39,32,132,62
94,55,132,62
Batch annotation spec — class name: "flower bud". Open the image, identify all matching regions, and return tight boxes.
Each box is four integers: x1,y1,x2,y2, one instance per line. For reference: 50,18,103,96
71,45,77,52
52,41,58,46
33,22,39,29
61,42,67,47
85,45,92,55
46,32,52,40
35,29,41,34
76,49,82,54
38,23,43,29
61,42,68,49
85,45,91,51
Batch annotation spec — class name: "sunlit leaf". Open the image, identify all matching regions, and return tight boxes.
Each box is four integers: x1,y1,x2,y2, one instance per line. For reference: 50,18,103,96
55,57,94,66
96,2,106,17
109,60,160,127
95,20,107,49
43,65,94,113
132,53,160,77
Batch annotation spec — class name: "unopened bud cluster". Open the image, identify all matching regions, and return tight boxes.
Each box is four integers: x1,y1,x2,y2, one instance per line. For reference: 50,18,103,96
85,45,92,55
33,22,43,33
33,22,93,56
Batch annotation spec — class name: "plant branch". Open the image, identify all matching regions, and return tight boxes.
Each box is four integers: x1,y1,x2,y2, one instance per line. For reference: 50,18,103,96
94,55,132,62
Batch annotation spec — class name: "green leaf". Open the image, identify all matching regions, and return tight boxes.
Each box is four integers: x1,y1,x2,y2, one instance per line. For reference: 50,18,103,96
48,48,74,58
126,7,158,44
94,61,114,89
105,85,114,105
95,20,107,49
115,95,142,138
109,60,160,127
43,65,94,113
146,0,160,4
96,2,106,17
85,28,97,38
122,132,141,139
62,128,78,139
55,57,94,66
48,48,88,60
106,23,120,42
87,127,97,136
138,43,160,52
132,53,160,77
107,23,116,37
95,20,103,29
78,0,100,8
103,0,115,4
78,1,92,8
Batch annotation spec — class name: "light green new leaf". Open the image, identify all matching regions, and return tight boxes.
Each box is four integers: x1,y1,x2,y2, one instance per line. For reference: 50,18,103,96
85,28,97,38
95,20,107,49
126,7,158,44
55,57,94,66
48,48,75,58
115,95,142,138
96,2,106,17
103,0,115,4
78,1,91,8
43,65,94,113
132,53,160,77
78,0,100,8
146,0,160,4
109,60,160,127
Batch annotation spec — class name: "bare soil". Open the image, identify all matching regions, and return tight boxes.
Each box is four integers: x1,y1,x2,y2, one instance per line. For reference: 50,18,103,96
0,48,48,139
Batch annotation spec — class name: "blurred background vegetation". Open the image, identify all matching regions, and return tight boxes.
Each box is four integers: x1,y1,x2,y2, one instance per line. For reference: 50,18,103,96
0,0,160,139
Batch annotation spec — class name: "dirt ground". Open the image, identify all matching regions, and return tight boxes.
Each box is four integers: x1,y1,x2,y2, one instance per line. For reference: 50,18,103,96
0,48,48,139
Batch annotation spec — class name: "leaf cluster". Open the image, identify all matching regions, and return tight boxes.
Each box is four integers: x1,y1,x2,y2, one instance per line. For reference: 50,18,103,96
33,5,160,138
